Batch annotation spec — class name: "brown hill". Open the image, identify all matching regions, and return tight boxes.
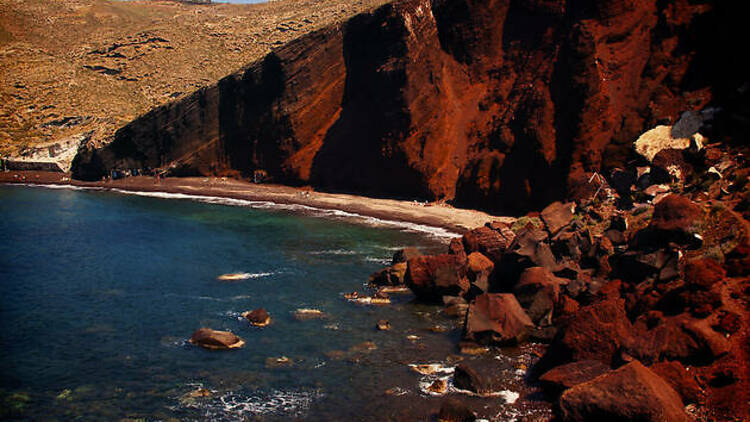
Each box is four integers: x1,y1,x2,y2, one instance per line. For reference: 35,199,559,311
0,0,390,156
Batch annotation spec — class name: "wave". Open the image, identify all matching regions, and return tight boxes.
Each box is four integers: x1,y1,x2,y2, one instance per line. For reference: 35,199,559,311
12,183,460,238
108,189,459,238
179,389,323,421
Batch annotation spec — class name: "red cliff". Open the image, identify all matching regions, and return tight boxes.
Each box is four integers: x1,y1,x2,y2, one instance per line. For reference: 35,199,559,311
73,0,733,214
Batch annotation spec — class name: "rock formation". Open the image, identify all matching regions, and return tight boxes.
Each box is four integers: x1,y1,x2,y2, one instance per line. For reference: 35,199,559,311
72,0,740,214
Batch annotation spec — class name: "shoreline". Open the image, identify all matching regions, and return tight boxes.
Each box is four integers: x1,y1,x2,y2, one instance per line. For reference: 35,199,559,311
0,171,511,236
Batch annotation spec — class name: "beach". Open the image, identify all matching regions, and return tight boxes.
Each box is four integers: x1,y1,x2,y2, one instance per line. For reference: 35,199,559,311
0,171,510,234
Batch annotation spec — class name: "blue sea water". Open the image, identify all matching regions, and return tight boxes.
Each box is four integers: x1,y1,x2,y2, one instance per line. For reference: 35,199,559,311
0,185,473,421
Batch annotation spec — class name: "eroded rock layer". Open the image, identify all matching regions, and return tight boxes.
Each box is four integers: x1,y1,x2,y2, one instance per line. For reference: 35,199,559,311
74,0,731,214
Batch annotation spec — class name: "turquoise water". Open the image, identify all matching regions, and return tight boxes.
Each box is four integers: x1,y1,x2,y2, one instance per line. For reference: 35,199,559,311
0,185,472,421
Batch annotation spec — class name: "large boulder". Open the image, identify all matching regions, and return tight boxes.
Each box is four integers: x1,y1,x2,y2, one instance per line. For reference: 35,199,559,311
513,267,565,325
189,328,245,350
552,296,633,365
559,361,690,422
539,360,611,394
405,254,469,302
464,293,533,345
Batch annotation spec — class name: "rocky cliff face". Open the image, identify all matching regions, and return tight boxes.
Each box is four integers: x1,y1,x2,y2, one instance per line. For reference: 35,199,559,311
74,0,732,214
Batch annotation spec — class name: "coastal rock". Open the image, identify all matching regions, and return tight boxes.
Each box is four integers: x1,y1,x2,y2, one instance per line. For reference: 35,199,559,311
540,201,576,235
188,328,245,350
241,308,271,327
649,360,704,404
552,297,633,365
559,361,690,422
513,267,565,325
293,308,326,320
464,293,533,345
405,254,469,302
369,262,407,286
466,252,494,294
437,398,476,422
633,194,704,249
444,296,469,319
392,247,422,265
453,360,505,395
376,319,391,331
539,360,611,394
461,226,514,263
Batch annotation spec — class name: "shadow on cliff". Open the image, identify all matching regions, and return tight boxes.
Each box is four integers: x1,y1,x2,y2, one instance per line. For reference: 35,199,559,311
308,5,432,200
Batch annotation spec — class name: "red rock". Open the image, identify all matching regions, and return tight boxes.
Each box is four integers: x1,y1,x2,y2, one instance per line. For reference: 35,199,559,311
553,297,633,365
74,0,721,216
541,201,576,235
464,293,533,345
466,252,494,293
559,361,690,422
647,194,704,242
189,328,245,350
649,360,704,404
683,258,726,290
513,267,564,325
405,254,469,302
392,247,422,265
539,360,611,394
462,226,514,263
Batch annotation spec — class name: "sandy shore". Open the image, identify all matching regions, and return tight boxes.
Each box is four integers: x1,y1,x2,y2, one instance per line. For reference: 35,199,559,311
0,171,512,234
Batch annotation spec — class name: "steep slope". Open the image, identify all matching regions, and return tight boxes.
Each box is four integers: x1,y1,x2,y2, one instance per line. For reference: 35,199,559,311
73,0,738,214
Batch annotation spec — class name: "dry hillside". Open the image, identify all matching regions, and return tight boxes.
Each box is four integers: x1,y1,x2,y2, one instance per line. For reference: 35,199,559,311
0,0,389,157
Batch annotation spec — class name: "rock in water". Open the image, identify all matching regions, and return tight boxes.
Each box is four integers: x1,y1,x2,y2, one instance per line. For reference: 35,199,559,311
241,308,271,326
392,247,422,265
559,361,690,422
405,254,470,302
376,319,390,331
464,293,533,345
438,398,476,422
189,328,244,350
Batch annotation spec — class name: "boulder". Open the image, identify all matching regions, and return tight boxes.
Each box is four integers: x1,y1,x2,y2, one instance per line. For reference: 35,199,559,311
368,262,407,286
559,361,690,422
634,124,699,162
462,226,514,263
392,247,422,265
437,398,476,422
405,254,470,302
466,252,494,293
649,360,704,404
683,258,725,290
513,267,565,325
541,201,576,235
552,297,633,365
464,293,533,345
189,328,245,350
505,226,557,272
241,308,270,326
652,149,693,184
539,360,611,394
452,360,506,395
627,314,730,365
632,194,704,249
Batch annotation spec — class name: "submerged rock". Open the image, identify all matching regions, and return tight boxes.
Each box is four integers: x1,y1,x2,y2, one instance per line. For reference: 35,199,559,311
241,308,270,327
376,319,391,331
293,308,326,320
437,398,476,422
189,328,245,350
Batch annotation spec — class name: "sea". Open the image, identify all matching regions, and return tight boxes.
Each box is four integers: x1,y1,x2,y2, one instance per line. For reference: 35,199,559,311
0,185,548,421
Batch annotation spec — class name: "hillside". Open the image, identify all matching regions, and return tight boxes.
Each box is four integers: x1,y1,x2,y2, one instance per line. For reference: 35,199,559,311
0,0,389,157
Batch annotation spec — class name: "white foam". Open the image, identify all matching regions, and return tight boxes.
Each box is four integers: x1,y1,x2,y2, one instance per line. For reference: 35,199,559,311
181,389,323,420
309,249,358,256
107,188,459,238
